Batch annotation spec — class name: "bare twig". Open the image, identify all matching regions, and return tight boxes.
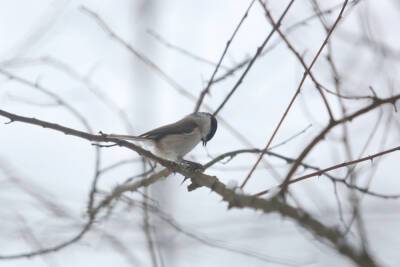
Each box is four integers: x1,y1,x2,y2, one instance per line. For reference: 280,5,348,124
210,2,348,85
99,158,141,174
81,6,196,103
213,0,296,116
0,167,170,260
143,179,159,267
194,0,256,112
254,145,400,196
147,29,229,70
203,148,399,200
280,93,400,191
0,68,92,131
258,0,335,120
241,0,349,189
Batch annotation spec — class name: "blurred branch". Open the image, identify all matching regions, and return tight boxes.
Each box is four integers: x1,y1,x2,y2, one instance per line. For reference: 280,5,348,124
194,0,256,112
147,203,301,266
0,67,107,241
213,0,296,116
143,187,159,267
0,68,92,131
0,159,73,218
0,165,170,260
80,6,197,103
258,0,334,120
210,2,349,85
5,93,60,107
147,29,229,70
99,158,141,174
3,55,134,131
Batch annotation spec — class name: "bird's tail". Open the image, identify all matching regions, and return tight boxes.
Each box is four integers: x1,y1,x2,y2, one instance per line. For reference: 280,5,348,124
107,134,147,141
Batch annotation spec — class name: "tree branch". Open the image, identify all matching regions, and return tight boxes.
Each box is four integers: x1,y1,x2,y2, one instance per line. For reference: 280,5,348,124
255,145,400,196
0,108,381,266
240,0,349,189
280,93,400,191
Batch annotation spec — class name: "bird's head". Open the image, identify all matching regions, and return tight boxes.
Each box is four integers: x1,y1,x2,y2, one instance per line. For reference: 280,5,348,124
194,112,218,146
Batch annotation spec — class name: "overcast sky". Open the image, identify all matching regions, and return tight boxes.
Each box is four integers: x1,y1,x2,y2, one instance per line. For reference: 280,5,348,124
1,0,400,266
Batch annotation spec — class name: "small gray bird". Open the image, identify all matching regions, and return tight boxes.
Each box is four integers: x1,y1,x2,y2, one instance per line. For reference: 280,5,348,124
107,112,218,163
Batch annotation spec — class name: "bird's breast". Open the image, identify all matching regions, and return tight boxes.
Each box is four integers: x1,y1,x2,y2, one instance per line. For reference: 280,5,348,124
155,130,202,161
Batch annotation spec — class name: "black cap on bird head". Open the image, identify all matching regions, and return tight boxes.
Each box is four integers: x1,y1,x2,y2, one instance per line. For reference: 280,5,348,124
202,114,218,146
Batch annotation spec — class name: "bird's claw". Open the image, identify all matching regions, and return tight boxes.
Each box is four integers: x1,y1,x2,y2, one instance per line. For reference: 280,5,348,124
178,160,203,191
179,160,204,172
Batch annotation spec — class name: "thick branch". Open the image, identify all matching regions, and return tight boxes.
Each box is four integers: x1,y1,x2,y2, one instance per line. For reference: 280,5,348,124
0,108,380,267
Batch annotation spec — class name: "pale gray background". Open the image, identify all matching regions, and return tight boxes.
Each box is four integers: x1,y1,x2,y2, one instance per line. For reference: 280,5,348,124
0,0,399,266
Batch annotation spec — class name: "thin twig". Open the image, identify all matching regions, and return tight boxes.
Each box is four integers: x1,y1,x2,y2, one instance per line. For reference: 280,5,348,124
203,147,399,200
254,145,400,196
81,6,196,103
240,0,349,189
194,0,256,112
280,93,400,191
213,0,296,116
147,29,229,70
258,0,335,120
211,2,347,85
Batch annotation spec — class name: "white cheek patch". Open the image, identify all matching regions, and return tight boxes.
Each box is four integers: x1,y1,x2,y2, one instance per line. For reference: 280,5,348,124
195,116,212,139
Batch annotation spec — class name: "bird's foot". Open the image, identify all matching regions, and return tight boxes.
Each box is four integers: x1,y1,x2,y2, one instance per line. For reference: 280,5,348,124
179,160,204,172
178,160,204,190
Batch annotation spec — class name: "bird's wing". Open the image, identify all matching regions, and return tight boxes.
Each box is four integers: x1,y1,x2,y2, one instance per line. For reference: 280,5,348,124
140,118,198,140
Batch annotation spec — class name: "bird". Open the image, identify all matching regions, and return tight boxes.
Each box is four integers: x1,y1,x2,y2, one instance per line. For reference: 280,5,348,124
106,112,218,166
